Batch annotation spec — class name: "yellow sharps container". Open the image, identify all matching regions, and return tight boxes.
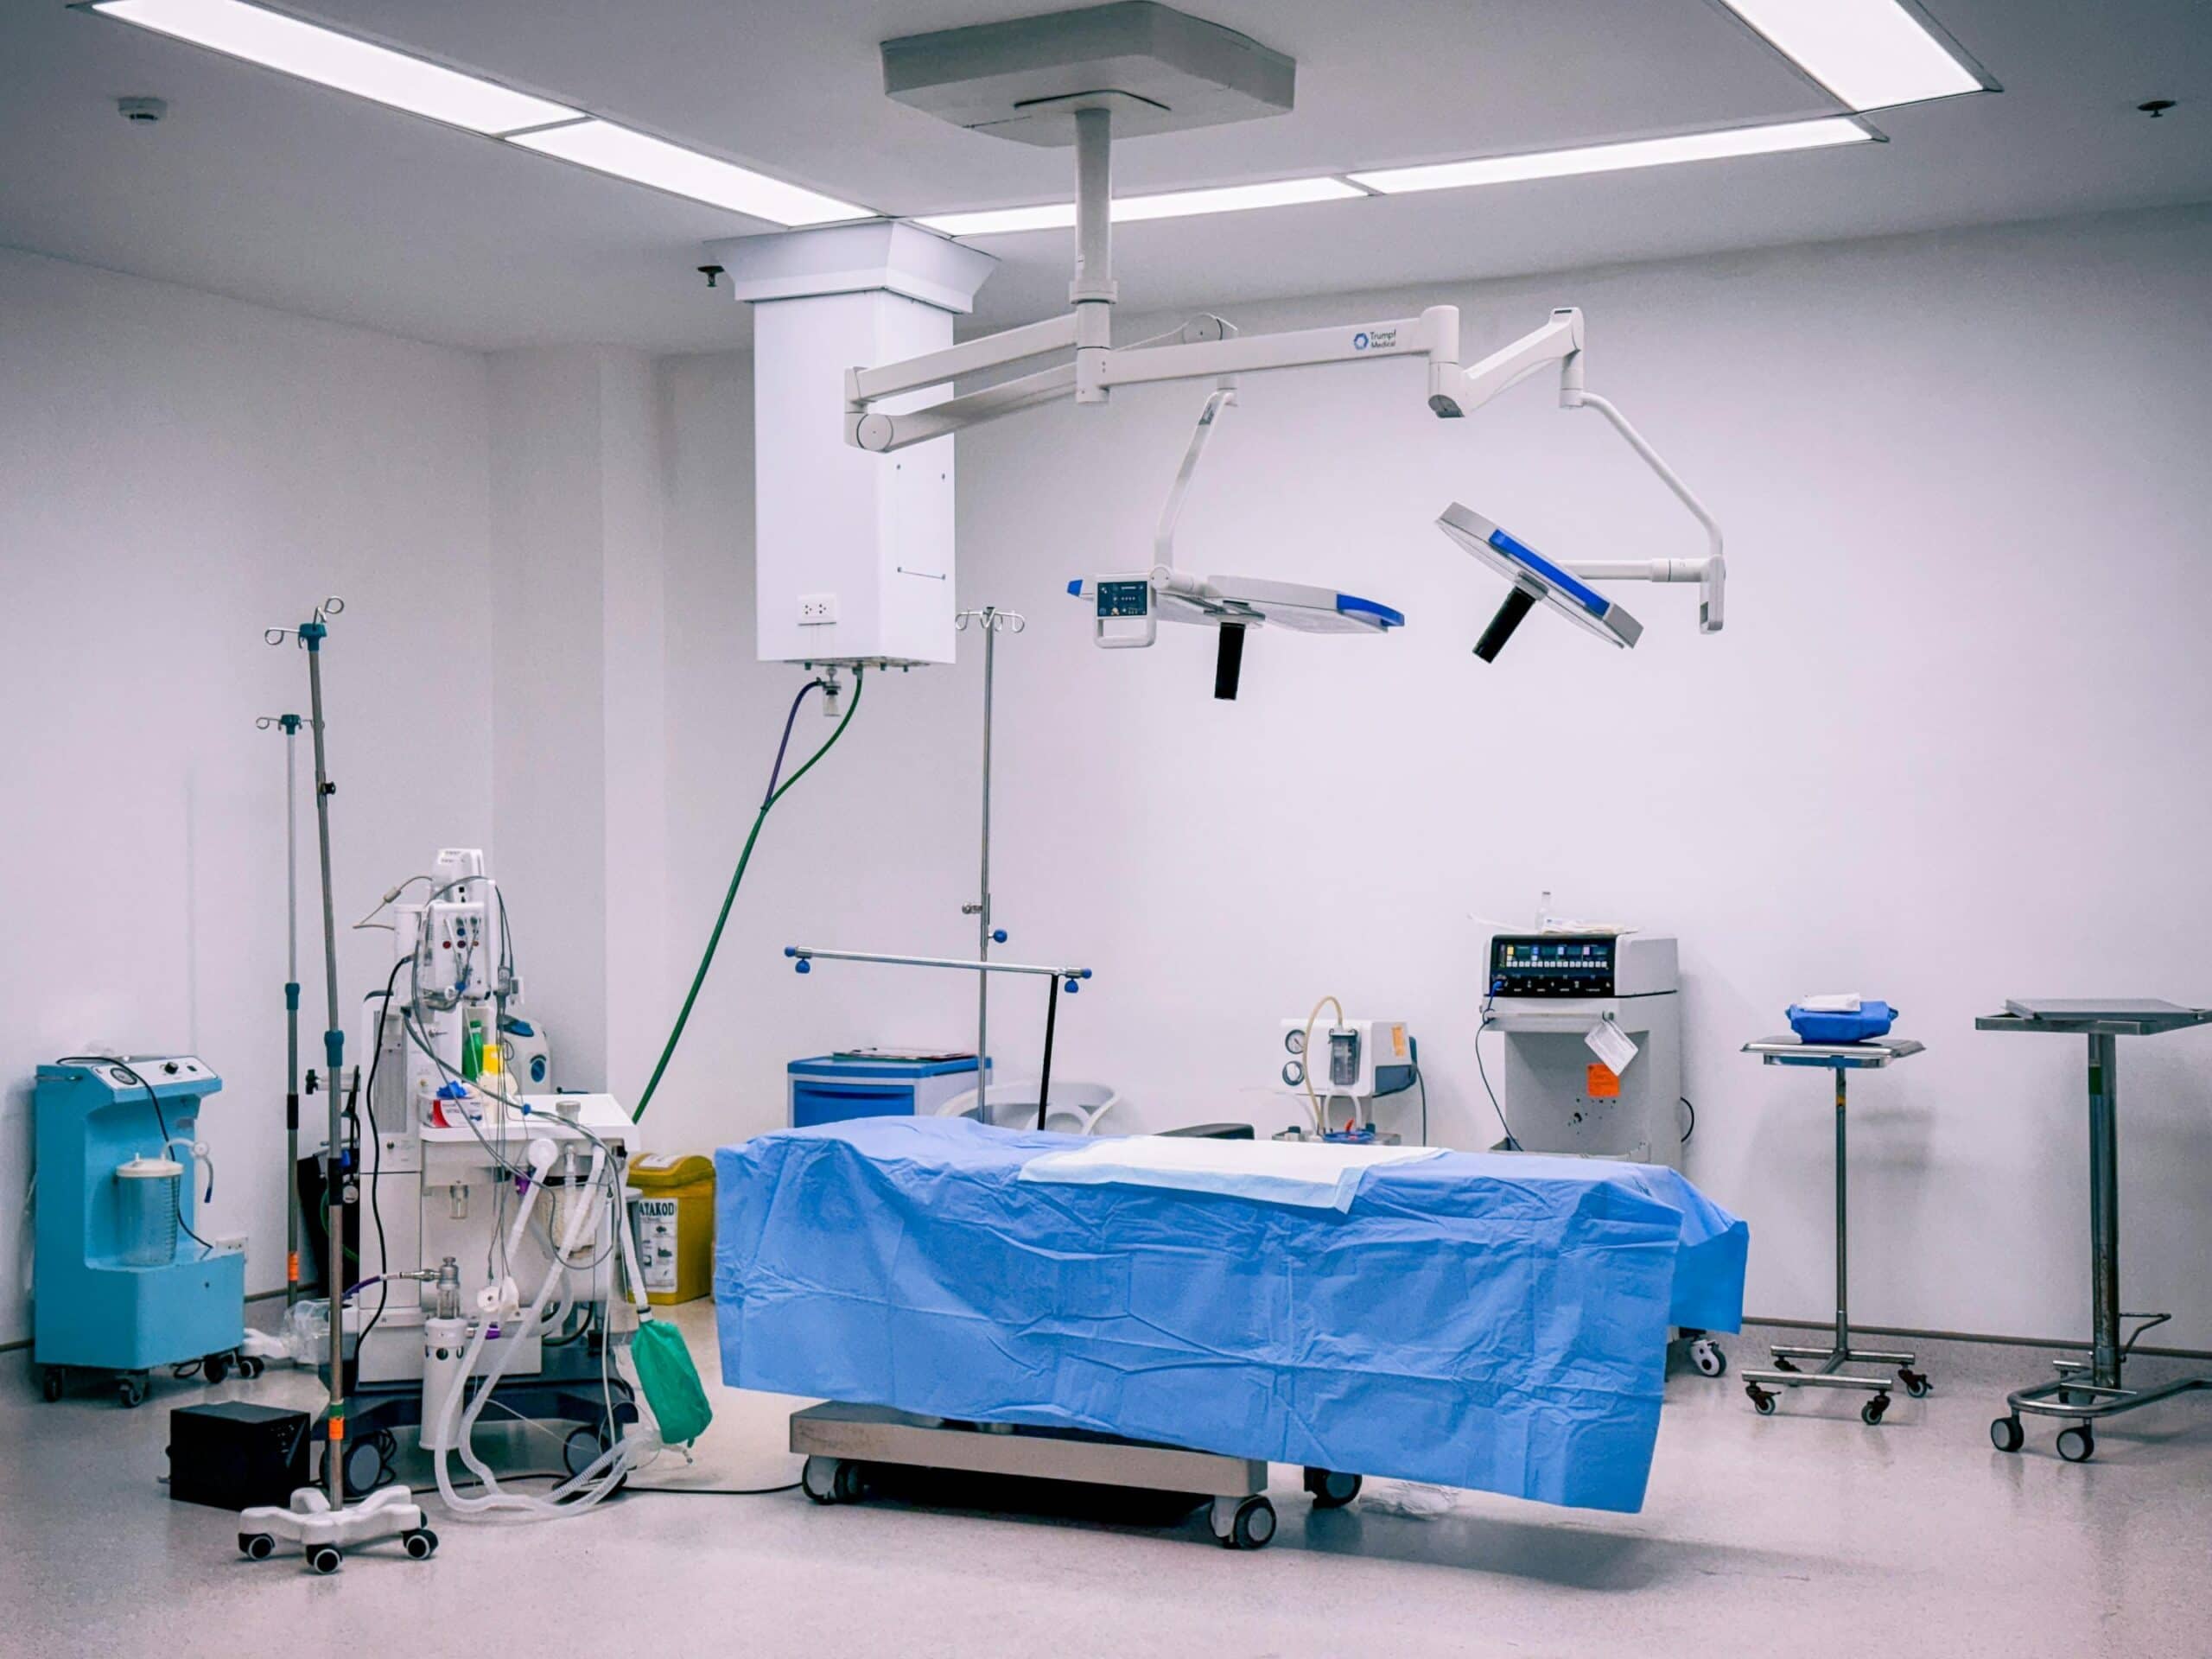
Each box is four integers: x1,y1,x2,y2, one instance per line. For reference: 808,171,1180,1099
626,1153,715,1306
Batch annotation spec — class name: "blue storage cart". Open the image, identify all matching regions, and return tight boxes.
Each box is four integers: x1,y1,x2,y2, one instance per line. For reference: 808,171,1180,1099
787,1053,986,1128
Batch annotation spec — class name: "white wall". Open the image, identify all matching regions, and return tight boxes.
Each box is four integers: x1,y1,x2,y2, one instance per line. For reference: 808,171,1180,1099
651,204,2212,1348
0,246,496,1343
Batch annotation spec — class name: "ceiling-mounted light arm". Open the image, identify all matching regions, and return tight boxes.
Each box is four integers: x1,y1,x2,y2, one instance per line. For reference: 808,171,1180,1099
849,312,1234,454
1436,307,1726,635
1154,383,1237,567
1560,390,1726,632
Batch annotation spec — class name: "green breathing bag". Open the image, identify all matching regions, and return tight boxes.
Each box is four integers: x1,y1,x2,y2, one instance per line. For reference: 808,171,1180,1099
631,1315,713,1447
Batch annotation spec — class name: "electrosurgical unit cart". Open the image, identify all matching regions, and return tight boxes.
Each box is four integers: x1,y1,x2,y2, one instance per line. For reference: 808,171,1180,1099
1979,999,2212,1462
1738,1034,1932,1423
1484,933,1684,1170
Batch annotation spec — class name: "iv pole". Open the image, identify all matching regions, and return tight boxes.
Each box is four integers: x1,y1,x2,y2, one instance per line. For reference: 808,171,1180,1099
956,607,1023,1109
255,712,305,1306
265,598,350,1504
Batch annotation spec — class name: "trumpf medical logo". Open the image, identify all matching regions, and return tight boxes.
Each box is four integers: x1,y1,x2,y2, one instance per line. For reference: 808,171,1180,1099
1352,327,1396,352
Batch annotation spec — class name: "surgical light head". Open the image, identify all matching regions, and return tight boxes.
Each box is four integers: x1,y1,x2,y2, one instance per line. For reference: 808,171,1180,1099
1068,569,1402,700
1437,504,1643,661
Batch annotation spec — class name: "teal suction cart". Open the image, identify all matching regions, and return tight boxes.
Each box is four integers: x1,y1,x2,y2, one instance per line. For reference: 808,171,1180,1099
33,1055,252,1406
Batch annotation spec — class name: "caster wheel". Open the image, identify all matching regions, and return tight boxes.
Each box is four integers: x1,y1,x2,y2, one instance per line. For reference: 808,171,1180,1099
1860,1395,1889,1426
40,1367,66,1403
2056,1424,2095,1464
1770,1356,1800,1374
342,1433,387,1497
1303,1468,1362,1509
202,1351,233,1384
564,1425,613,1478
1899,1369,1931,1399
1990,1414,2024,1453
1746,1384,1777,1416
402,1529,439,1560
238,1355,265,1380
1689,1338,1727,1378
802,1456,862,1504
1221,1496,1276,1551
118,1377,147,1409
307,1546,342,1575
238,1532,276,1561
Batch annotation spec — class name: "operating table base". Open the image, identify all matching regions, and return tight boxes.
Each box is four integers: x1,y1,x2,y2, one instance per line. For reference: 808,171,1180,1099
789,1402,1363,1551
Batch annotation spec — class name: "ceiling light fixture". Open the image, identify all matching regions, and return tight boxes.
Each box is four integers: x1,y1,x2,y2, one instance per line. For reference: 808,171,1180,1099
506,119,868,227
1347,117,1872,195
920,175,1362,238
87,0,577,135
1714,0,1987,111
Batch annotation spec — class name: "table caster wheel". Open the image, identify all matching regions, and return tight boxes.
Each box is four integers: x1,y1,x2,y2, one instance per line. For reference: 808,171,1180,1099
238,1532,276,1561
1303,1468,1362,1509
1689,1338,1727,1377
1770,1356,1800,1373
1990,1414,2024,1453
40,1367,66,1402
118,1376,147,1408
1219,1496,1276,1550
403,1529,439,1560
802,1455,862,1504
1746,1383,1777,1415
2056,1424,2095,1464
1899,1369,1931,1399
1861,1394,1891,1426
202,1351,233,1384
238,1355,265,1380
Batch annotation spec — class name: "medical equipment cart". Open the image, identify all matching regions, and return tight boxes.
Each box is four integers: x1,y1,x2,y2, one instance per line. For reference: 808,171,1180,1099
1978,999,2212,1462
32,1056,252,1406
1739,1035,1931,1422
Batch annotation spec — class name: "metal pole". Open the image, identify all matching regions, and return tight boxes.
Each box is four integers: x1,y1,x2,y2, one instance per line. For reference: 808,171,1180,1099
1036,977,1061,1133
976,612,995,1108
302,622,349,1505
1834,1067,1849,1355
2088,1032,2120,1389
282,715,302,1306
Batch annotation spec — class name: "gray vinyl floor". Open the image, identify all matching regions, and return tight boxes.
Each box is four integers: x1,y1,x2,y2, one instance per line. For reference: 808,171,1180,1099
3,1308,2208,1659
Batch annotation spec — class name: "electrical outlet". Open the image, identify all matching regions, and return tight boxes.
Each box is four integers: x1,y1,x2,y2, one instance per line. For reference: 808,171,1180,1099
798,593,838,626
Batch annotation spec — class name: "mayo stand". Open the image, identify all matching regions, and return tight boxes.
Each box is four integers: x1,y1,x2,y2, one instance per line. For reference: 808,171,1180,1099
1977,999,2212,1463
1739,1035,1930,1423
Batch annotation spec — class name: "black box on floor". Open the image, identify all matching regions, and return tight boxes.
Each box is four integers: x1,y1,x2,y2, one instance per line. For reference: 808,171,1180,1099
167,1402,312,1511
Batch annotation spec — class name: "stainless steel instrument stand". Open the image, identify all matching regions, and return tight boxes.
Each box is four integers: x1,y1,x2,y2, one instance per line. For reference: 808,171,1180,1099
1977,999,2212,1463
1739,1035,1931,1424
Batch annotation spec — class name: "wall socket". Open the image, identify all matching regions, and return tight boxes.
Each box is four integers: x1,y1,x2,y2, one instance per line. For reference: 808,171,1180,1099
798,593,838,626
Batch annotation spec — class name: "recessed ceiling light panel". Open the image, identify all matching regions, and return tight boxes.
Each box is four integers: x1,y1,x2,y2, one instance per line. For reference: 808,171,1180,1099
1347,118,1872,196
90,0,578,135
508,120,869,227
1716,0,1987,111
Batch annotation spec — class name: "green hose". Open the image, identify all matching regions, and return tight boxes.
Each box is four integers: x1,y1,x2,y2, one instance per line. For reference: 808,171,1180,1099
632,670,866,1121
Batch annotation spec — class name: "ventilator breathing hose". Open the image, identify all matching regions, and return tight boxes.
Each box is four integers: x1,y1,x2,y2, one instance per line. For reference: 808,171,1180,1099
632,670,867,1122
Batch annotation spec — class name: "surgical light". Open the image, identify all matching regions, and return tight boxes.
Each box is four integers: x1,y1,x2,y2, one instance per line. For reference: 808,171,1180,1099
921,175,1362,238
1349,118,1871,196
1437,504,1644,661
1715,0,1986,112
507,120,869,227
86,0,577,136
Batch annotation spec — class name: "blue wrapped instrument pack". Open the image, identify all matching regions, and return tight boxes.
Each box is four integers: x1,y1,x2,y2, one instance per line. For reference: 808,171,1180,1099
1787,1001,1897,1043
715,1117,1745,1514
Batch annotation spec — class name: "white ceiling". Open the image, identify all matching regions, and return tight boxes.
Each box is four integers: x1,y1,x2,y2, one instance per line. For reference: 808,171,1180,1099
2,1,2206,352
